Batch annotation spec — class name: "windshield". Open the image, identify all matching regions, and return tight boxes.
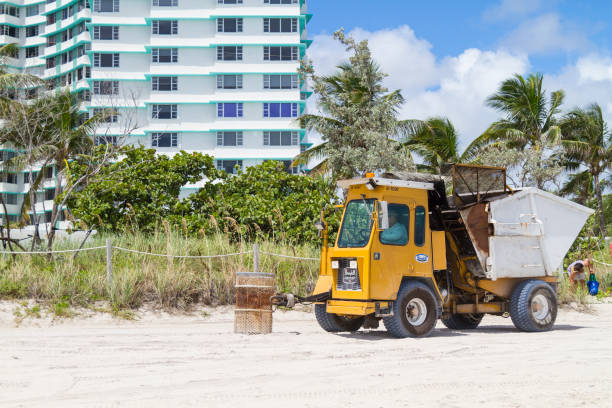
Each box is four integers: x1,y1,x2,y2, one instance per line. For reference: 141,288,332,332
337,199,375,248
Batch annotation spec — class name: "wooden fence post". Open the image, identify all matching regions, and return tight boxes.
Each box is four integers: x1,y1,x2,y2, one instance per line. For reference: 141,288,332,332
106,238,113,293
253,243,259,272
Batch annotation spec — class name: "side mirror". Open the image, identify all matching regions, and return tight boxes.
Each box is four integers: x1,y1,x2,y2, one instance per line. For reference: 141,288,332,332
377,201,389,230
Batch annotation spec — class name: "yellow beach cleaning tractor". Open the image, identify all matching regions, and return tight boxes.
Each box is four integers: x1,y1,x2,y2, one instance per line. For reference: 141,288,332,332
276,165,594,338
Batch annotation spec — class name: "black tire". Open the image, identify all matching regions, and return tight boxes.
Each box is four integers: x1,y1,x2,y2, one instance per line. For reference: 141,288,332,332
383,281,439,338
314,303,364,332
441,313,484,330
510,279,557,332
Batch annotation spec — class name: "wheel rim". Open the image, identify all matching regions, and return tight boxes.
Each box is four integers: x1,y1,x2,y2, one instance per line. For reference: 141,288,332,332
531,293,550,321
405,298,427,326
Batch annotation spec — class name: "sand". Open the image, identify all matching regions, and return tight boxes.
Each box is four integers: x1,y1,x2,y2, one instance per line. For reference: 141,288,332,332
1,302,612,407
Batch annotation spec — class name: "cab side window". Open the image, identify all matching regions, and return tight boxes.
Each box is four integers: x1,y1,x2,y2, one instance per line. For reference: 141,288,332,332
414,206,426,246
379,204,409,246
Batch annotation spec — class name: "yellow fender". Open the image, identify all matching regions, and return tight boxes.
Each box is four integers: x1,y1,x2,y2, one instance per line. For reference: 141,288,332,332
312,275,333,296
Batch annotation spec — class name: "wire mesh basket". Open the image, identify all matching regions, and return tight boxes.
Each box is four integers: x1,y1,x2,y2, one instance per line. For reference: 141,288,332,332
234,272,275,335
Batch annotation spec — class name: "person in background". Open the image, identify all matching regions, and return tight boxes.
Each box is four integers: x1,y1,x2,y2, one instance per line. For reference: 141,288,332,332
567,259,592,287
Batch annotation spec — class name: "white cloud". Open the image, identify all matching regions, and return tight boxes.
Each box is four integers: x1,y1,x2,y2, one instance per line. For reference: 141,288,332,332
306,25,612,151
308,26,529,148
548,55,612,123
483,0,543,21
499,13,590,55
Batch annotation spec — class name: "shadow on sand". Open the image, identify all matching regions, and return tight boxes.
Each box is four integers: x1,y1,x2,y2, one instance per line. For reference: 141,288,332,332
334,323,585,341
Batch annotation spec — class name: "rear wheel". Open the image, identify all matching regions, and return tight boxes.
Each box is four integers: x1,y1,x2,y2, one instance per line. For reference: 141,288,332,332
314,303,364,332
442,313,484,330
383,281,439,338
510,280,557,332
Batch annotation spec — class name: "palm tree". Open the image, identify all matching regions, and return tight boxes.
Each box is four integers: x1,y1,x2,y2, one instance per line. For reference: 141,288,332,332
560,103,612,237
0,42,45,249
45,90,103,249
465,73,564,188
402,117,470,174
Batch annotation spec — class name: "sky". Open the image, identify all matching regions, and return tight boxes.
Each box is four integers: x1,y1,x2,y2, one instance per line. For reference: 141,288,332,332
305,0,612,148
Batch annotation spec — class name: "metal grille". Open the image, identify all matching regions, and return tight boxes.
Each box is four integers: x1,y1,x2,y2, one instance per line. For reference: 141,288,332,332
337,258,361,291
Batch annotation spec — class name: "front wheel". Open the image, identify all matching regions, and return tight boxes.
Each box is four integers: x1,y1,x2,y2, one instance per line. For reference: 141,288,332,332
510,280,557,332
383,281,439,338
314,303,364,332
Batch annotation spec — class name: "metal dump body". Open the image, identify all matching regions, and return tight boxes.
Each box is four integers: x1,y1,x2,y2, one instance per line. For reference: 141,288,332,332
478,188,593,280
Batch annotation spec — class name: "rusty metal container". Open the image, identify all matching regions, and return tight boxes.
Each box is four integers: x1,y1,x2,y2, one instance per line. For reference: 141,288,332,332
234,272,275,334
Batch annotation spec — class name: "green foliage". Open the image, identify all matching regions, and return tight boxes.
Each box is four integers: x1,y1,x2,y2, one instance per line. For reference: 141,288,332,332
402,116,467,174
182,160,341,243
65,146,217,232
466,73,565,190
295,29,413,178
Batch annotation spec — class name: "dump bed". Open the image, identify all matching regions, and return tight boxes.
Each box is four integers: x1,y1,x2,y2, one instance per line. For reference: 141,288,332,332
448,165,594,280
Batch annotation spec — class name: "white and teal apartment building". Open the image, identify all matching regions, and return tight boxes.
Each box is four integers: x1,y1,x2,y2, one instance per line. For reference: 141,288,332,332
0,0,311,225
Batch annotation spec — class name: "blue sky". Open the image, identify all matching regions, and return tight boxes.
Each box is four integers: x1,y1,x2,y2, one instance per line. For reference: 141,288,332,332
306,0,612,146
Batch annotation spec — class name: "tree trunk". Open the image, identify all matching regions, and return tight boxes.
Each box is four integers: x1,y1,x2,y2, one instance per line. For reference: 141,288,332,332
46,167,63,251
0,194,14,253
594,172,606,238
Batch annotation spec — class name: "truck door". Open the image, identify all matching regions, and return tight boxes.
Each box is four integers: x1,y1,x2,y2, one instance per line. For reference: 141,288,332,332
370,202,413,300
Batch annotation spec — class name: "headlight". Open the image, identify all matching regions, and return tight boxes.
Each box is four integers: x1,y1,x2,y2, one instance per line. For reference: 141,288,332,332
331,260,339,269
349,260,357,269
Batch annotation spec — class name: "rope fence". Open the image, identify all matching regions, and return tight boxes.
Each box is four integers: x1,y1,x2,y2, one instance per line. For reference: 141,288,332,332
592,259,612,267
0,240,319,289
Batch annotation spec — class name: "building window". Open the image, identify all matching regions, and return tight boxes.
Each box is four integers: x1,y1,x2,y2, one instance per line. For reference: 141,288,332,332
152,104,178,119
93,26,119,40
153,0,178,6
264,74,298,89
0,25,18,38
217,131,243,146
263,46,298,61
1,173,17,184
93,80,119,95
93,53,120,67
152,48,178,63
25,25,39,38
264,0,298,3
152,76,178,91
2,193,18,205
216,46,243,61
216,160,242,174
263,131,298,146
263,18,298,33
93,108,118,123
263,103,298,118
282,160,298,174
0,5,20,17
152,20,178,35
94,0,119,12
26,47,39,58
218,0,243,4
217,18,243,33
151,132,178,147
94,136,118,146
216,74,243,89
217,103,243,118
26,5,39,17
